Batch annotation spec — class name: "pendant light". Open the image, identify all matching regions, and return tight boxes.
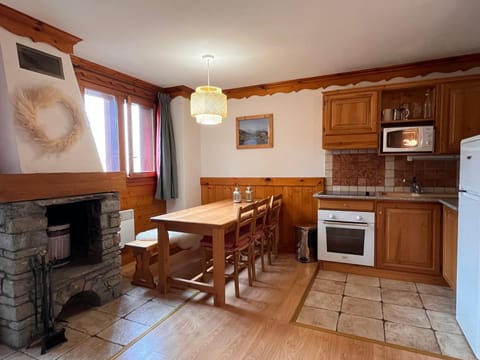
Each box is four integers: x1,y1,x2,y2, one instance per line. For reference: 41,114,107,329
190,55,227,125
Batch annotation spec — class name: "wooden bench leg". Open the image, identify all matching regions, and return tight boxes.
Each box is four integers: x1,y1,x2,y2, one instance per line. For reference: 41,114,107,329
131,248,156,289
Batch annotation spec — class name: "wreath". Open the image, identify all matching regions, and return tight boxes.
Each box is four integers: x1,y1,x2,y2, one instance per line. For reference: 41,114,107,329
14,85,84,153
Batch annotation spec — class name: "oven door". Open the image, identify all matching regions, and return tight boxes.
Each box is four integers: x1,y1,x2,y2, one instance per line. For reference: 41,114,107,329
317,220,374,266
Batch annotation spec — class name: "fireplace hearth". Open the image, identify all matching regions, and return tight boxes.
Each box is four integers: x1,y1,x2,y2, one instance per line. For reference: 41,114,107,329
0,192,122,348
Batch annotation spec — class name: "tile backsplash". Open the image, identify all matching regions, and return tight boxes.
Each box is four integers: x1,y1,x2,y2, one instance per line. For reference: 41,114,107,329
325,150,458,193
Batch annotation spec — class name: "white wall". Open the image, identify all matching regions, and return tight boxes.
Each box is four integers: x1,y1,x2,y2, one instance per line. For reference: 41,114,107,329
200,90,326,177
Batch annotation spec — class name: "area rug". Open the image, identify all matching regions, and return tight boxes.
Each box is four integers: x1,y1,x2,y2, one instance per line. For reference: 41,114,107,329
293,269,475,360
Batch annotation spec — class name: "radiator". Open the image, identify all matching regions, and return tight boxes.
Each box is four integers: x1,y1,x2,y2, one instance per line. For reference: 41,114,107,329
119,209,135,248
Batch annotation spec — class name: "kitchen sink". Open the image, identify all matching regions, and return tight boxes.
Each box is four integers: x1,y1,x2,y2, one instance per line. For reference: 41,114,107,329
379,192,457,198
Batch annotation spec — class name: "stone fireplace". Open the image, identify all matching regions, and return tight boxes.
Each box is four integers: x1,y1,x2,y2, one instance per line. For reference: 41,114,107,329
0,192,122,348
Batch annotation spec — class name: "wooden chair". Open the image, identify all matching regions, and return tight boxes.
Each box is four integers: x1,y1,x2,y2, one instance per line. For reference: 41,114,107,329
200,202,256,298
251,197,270,280
265,194,282,265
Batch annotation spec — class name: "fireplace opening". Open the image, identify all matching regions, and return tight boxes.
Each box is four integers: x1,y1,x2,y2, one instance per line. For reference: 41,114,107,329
46,200,102,266
56,291,100,322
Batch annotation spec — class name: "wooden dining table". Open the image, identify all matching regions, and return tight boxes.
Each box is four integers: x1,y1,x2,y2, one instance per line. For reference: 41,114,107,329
150,199,246,306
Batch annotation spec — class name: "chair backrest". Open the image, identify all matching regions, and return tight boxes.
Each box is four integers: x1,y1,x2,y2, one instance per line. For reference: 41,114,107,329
254,197,270,234
236,202,257,247
267,194,282,227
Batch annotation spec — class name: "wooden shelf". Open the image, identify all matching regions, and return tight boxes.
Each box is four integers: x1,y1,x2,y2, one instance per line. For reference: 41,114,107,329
381,118,434,125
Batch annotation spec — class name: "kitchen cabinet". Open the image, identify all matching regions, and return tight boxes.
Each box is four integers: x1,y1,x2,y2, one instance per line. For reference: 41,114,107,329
323,90,378,149
442,205,458,289
438,78,480,154
376,201,441,275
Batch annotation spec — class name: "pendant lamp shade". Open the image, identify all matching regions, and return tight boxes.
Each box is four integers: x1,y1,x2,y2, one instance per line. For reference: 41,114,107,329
190,55,227,125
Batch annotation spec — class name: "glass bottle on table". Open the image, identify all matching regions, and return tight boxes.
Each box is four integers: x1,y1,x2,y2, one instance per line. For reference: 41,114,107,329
423,89,432,119
233,186,242,203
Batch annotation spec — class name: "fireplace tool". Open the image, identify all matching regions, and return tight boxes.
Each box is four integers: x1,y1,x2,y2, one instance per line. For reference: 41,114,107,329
30,249,67,354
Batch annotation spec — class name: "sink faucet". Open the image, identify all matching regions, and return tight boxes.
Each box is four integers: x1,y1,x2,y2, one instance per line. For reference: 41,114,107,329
410,176,421,194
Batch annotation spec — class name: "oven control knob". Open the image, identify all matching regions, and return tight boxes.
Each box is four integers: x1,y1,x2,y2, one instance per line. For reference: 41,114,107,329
356,215,362,221
328,213,335,219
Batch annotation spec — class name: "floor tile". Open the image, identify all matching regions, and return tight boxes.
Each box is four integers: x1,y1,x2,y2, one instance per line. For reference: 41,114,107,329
416,283,455,298
0,345,15,359
4,353,35,360
436,331,476,360
56,337,122,360
341,296,382,320
22,327,89,360
420,294,456,314
64,309,119,336
125,300,176,326
311,278,345,295
427,310,462,334
316,270,347,282
120,276,135,295
337,313,385,342
125,286,158,301
97,294,148,317
346,274,379,287
344,283,381,301
380,278,417,292
385,322,440,354
97,318,149,346
381,289,423,308
151,287,198,308
383,303,431,328
296,306,339,331
304,290,342,311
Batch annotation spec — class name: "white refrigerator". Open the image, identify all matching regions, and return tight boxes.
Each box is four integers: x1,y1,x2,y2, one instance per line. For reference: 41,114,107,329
457,134,480,358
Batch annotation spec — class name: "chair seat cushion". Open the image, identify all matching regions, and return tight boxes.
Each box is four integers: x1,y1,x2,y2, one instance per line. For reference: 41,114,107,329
136,229,202,250
201,228,251,250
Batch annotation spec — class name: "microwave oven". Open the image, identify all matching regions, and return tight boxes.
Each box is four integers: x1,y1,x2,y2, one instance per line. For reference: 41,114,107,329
382,125,434,153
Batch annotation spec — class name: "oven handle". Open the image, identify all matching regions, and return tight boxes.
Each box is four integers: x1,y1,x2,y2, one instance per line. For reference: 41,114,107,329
322,220,369,227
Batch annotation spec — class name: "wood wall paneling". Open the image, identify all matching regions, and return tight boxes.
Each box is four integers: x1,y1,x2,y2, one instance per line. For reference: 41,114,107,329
200,177,325,252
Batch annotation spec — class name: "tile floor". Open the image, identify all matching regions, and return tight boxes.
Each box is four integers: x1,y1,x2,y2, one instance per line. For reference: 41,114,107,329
296,270,477,360
0,273,197,360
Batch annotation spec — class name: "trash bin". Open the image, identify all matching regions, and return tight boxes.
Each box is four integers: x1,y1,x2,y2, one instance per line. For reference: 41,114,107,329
296,223,317,263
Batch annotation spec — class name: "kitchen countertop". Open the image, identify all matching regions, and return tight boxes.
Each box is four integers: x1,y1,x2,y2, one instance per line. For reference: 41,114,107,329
314,191,458,211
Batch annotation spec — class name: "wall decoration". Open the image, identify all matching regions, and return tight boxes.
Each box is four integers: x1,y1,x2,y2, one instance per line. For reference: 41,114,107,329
236,114,273,149
14,85,84,153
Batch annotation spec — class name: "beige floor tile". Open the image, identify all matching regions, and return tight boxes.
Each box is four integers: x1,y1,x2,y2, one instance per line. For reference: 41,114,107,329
420,294,456,314
380,278,417,293
64,309,119,336
125,286,158,301
0,344,15,359
56,337,122,360
427,310,462,334
385,322,440,354
381,289,423,308
311,278,345,295
22,328,89,360
383,303,430,328
337,313,385,342
125,300,176,326
416,283,455,298
436,331,476,360
316,270,347,282
151,287,198,308
120,276,135,295
344,283,381,301
3,353,35,360
97,318,149,346
97,294,149,317
341,296,383,319
347,274,379,287
297,306,339,331
304,290,342,311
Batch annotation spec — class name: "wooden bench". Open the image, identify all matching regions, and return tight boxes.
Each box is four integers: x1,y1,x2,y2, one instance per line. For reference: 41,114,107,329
124,229,202,289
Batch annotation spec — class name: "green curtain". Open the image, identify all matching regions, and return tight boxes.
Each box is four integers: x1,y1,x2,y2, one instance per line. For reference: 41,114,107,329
155,93,178,200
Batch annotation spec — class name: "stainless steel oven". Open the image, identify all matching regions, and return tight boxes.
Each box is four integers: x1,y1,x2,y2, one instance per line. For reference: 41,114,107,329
317,210,375,266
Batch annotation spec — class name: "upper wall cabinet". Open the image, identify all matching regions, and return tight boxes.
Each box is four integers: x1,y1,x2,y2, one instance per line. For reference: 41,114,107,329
323,90,379,149
438,78,480,154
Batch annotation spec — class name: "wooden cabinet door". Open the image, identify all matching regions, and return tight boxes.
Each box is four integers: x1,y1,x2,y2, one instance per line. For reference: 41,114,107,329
323,90,378,149
442,206,458,289
376,201,441,275
438,79,480,153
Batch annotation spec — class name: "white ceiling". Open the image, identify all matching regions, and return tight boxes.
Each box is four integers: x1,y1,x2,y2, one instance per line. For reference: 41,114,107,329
2,0,480,90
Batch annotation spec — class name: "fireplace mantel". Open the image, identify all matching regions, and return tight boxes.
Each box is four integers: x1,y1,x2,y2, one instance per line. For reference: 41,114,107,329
0,172,126,202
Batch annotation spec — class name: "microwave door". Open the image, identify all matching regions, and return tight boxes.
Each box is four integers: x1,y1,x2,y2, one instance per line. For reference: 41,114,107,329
387,129,419,149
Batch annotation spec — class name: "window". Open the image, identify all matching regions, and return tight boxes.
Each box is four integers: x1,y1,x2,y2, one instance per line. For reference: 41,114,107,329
84,88,120,172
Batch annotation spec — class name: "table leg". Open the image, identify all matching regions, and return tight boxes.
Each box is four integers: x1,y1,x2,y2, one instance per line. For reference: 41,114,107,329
157,224,169,294
212,227,226,306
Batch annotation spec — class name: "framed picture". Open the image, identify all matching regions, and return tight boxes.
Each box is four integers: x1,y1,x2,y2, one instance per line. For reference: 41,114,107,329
236,114,273,149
